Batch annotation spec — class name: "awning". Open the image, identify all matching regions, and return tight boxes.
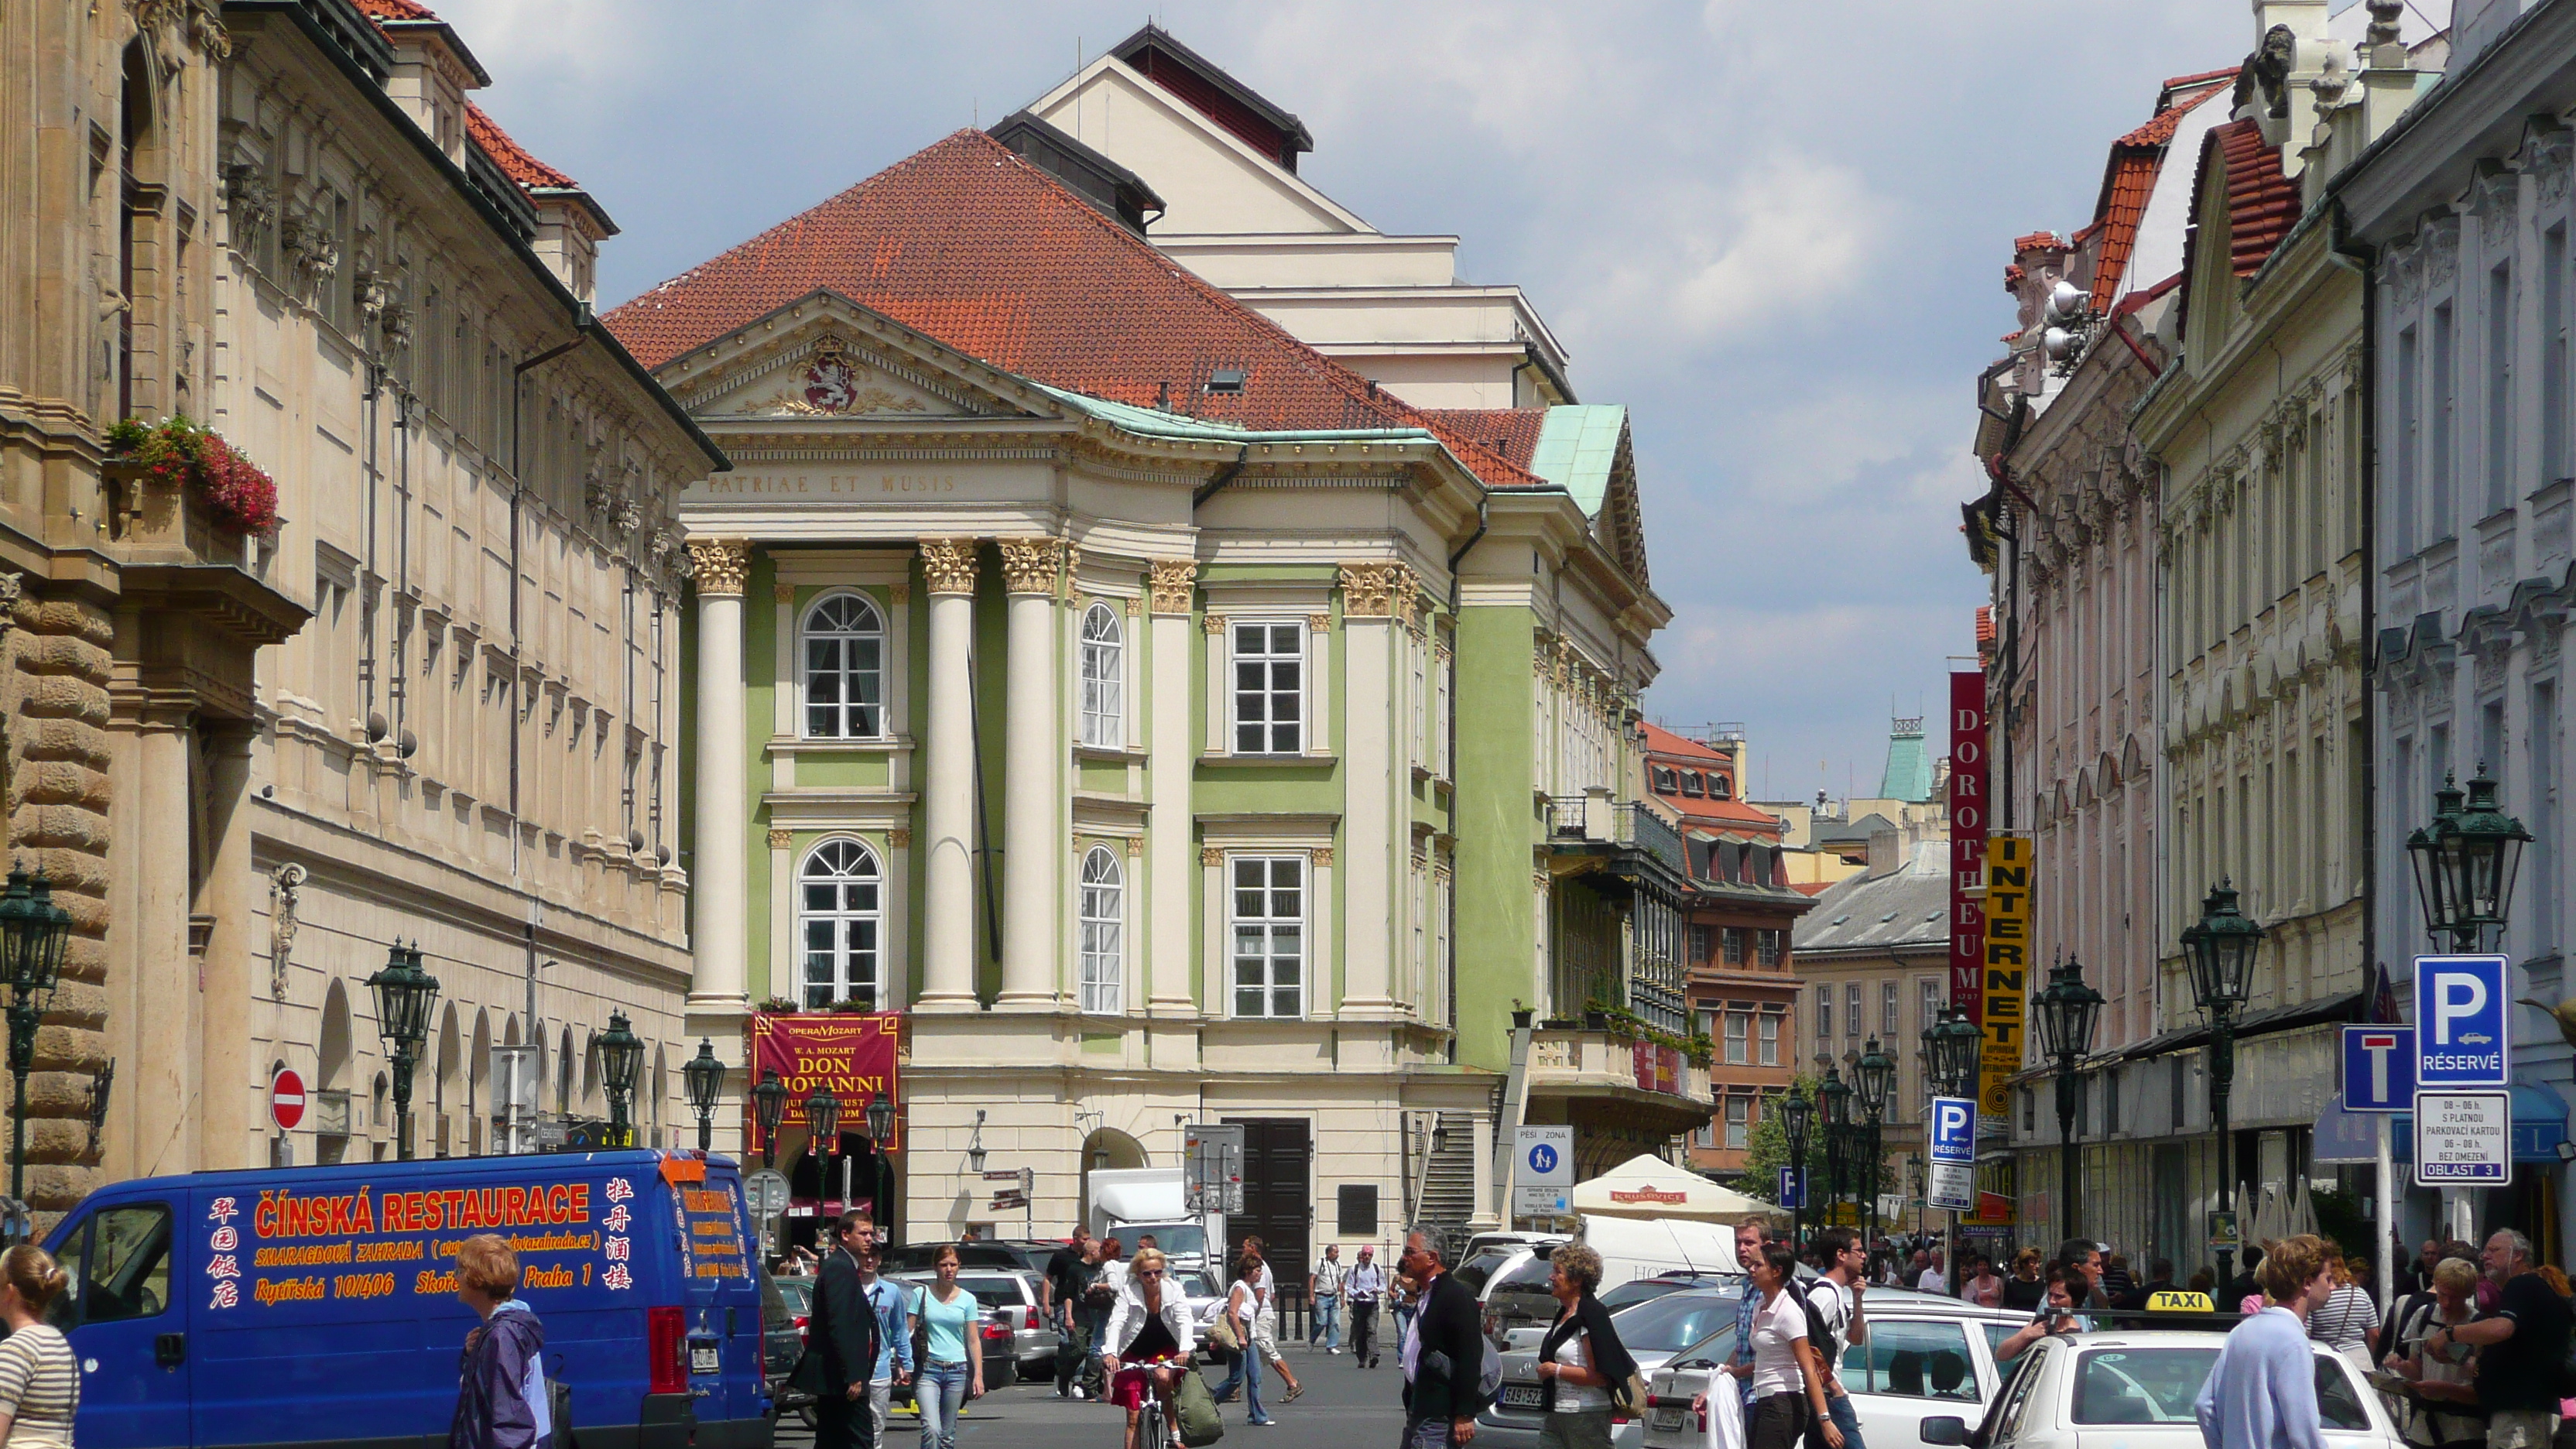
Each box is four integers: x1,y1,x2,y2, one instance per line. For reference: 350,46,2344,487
2314,1082,2570,1164
2119,991,2365,1062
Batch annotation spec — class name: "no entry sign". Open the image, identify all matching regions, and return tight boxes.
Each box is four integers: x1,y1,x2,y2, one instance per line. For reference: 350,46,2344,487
270,1067,307,1132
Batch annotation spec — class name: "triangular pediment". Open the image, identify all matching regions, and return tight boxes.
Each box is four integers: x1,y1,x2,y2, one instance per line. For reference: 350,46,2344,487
658,290,1054,425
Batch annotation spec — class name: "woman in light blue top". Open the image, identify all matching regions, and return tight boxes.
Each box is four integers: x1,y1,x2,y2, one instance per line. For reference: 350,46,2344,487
912,1245,981,1449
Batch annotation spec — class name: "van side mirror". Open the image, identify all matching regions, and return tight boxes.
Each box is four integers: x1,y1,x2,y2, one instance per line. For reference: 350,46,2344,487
1920,1417,1969,1446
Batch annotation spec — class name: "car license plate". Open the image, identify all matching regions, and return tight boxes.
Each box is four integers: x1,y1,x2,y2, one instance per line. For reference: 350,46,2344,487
690,1341,720,1375
1502,1384,1545,1410
1651,1407,1687,1431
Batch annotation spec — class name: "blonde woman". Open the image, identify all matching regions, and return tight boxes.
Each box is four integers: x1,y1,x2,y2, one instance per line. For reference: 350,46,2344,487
1101,1247,1195,1449
0,1245,74,1448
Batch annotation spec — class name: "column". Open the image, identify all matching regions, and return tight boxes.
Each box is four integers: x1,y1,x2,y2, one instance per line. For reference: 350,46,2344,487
997,537,1065,1009
132,701,198,1176
1148,562,1198,1012
687,540,751,1013
200,723,259,1170
1338,563,1407,1018
917,540,979,1012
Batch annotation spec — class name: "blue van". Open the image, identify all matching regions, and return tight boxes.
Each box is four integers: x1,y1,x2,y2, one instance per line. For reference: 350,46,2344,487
40,1149,771,1449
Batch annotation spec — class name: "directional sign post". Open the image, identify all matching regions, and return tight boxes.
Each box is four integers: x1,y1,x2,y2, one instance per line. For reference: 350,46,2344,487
1514,1125,1574,1222
1926,1096,1977,1212
2342,1026,2416,1110
2415,956,2510,1089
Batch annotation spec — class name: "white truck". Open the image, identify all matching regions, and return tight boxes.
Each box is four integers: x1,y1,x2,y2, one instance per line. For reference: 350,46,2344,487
1085,1166,1221,1273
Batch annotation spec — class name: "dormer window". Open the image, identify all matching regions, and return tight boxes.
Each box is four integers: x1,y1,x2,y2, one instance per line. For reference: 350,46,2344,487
1651,766,1678,794
1711,774,1733,800
1206,367,1247,394
1680,772,1704,797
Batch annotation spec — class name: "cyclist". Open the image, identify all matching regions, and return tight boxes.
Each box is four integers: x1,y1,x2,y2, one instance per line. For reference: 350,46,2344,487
1101,1246,1197,1449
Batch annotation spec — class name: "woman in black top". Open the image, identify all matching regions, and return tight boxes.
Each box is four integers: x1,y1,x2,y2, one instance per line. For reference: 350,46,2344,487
1535,1245,1637,1449
1999,1249,2047,1312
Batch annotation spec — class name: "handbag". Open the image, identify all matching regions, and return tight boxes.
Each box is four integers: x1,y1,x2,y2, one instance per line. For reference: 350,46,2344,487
1174,1365,1226,1447
1208,1314,1243,1353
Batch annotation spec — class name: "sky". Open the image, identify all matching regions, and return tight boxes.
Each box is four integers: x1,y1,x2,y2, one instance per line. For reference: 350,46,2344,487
437,0,2259,804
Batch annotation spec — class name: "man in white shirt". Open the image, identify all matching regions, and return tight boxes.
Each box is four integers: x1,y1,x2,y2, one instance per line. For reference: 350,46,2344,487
1807,1228,1871,1449
1916,1249,1947,1297
1310,1245,1348,1354
1345,1245,1388,1368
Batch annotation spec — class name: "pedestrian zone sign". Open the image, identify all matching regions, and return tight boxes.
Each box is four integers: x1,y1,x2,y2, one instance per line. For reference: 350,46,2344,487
2414,1090,2512,1187
1514,1125,1572,1217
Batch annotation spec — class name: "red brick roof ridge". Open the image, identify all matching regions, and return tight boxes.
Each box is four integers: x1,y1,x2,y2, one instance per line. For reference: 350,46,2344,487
603,129,1546,490
463,102,578,190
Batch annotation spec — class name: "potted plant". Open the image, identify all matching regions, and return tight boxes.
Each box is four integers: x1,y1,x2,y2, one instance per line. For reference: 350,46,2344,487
105,414,280,540
756,995,801,1014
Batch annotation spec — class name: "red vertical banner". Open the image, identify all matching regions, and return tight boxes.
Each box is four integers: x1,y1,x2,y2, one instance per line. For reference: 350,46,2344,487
1948,672,1989,1028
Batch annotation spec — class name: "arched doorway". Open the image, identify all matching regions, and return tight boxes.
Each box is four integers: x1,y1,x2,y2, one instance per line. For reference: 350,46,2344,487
1080,1128,1150,1235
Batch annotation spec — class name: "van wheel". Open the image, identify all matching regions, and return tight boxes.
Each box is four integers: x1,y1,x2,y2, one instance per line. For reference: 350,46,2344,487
794,1404,817,1431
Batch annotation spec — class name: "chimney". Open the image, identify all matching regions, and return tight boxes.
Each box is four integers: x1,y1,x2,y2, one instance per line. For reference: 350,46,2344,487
1866,825,1901,879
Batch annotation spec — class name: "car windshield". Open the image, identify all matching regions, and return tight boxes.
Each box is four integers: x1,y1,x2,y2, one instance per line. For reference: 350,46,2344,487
1492,1255,1555,1294
774,1277,814,1313
1600,1278,1694,1313
2071,1348,2220,1424
1454,1250,1515,1296
1614,1293,1742,1354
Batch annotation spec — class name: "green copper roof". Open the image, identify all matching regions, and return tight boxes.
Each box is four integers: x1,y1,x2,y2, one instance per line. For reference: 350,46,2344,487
1526,406,1628,517
1032,381,1438,445
1876,724,1935,803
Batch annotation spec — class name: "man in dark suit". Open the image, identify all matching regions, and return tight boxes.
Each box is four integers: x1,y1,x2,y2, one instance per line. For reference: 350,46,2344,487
803,1211,883,1449
1398,1228,1484,1449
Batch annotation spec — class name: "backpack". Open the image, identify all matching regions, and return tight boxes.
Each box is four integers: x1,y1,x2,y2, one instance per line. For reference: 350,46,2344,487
1797,1279,1845,1366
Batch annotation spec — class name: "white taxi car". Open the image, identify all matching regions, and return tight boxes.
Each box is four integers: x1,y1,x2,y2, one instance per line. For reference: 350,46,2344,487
1640,1291,2028,1449
1915,1330,2403,1449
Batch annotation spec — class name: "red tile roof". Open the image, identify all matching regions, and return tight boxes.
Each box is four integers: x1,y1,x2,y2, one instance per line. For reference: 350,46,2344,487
2012,231,2066,255
351,0,437,19
2189,118,2302,281
1975,605,1995,647
465,103,577,190
2087,79,2228,311
1423,409,1547,471
1638,724,1783,835
603,130,1543,487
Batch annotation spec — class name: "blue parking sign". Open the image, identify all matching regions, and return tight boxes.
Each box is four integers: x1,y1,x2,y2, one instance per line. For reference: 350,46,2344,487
2342,1025,2416,1111
2415,955,2510,1089
1928,1097,1977,1164
1779,1166,1806,1209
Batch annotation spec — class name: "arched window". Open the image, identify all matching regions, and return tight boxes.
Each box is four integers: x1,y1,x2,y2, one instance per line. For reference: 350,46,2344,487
1080,603,1123,746
1079,846,1124,1013
803,594,884,738
800,840,882,1009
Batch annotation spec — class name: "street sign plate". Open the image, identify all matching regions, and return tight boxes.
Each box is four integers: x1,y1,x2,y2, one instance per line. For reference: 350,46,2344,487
2414,1090,2513,1187
1514,1125,1573,1218
745,1170,792,1218
1927,1160,1975,1213
984,1169,1023,1181
270,1067,307,1132
2415,955,2510,1088
1928,1097,1976,1164
1777,1166,1805,1209
2342,1026,2416,1111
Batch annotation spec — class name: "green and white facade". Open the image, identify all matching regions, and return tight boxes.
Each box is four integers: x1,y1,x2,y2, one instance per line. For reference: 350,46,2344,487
668,297,1697,1249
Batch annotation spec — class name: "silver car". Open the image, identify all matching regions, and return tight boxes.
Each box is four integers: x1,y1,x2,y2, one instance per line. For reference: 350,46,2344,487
1477,1288,1750,1449
894,1268,1064,1374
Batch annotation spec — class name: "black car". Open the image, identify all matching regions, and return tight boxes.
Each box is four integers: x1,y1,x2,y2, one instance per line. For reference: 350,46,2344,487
761,1267,816,1427
879,1241,1044,1273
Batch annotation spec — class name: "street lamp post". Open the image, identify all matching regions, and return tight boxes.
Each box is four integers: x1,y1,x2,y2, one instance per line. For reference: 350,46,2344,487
1922,1005,1985,1288
2182,882,2262,1288
365,942,440,1161
806,1087,841,1217
0,870,70,1204
752,1069,788,1169
1818,1066,1852,1235
1781,1084,1814,1247
682,1040,724,1153
866,1091,898,1231
1856,1038,1896,1251
2408,766,2533,952
2033,955,2105,1244
597,1012,644,1149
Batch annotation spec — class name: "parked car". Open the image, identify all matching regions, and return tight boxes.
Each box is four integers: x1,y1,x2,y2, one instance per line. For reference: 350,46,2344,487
881,1240,1045,1273
893,1267,1063,1378
1910,1328,2403,1449
1478,1288,1750,1449
1639,1290,2043,1449
762,1269,817,1427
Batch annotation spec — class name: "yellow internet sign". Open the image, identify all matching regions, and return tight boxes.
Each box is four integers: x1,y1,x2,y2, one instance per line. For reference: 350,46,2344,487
1978,836,2033,1116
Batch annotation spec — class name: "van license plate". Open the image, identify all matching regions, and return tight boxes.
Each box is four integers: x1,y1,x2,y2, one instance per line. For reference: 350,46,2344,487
690,1342,720,1375
1651,1407,1687,1431
1502,1385,1544,1410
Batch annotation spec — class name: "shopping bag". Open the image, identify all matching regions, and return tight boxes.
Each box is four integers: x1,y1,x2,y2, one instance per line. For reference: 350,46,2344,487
1176,1365,1226,1447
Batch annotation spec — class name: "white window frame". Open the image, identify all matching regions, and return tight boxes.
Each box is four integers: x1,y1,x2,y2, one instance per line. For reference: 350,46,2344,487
1724,1094,1751,1150
800,591,888,740
1079,601,1125,748
1078,845,1124,1013
1228,854,1307,1018
1230,621,1306,755
1724,1012,1749,1065
1758,1010,1780,1066
796,838,882,1009
1882,981,1899,1036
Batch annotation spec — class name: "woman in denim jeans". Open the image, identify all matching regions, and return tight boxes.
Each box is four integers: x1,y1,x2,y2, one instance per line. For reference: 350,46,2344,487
911,1246,982,1449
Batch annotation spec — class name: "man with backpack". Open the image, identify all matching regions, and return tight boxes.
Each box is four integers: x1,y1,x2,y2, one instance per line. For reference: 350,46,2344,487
1804,1229,1870,1449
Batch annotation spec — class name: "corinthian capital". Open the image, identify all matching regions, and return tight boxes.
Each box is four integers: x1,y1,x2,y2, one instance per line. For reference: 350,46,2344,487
920,539,979,595
687,540,752,596
1149,560,1199,615
998,536,1069,594
1339,561,1416,618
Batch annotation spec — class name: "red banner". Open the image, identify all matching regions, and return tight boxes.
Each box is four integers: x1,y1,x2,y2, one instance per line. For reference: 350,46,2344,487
748,1012,901,1143
1948,672,1989,1029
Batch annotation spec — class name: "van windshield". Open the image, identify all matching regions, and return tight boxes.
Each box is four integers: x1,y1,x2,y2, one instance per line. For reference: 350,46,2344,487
1452,1250,1513,1296
1118,1225,1206,1261
1613,1293,1742,1354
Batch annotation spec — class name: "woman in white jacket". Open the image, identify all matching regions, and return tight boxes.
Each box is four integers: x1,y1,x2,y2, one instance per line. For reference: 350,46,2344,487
1101,1247,1197,1449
